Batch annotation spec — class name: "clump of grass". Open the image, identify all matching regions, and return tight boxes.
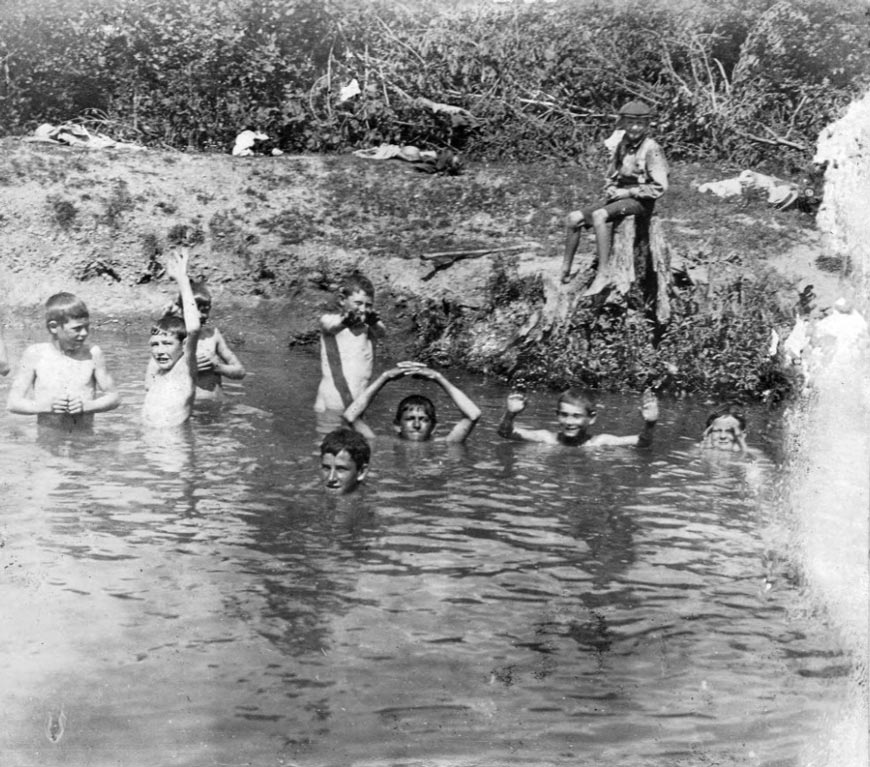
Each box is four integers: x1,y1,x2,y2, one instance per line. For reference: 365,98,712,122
47,195,78,230
102,180,135,228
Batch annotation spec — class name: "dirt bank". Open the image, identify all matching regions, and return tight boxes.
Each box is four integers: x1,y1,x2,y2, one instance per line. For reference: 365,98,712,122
0,137,852,384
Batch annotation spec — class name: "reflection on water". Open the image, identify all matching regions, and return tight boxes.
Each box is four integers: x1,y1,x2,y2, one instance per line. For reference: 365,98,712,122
0,320,850,767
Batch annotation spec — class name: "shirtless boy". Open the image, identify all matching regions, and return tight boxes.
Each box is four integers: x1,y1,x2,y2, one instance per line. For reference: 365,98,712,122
343,362,481,444
498,388,658,447
142,249,201,428
161,280,245,400
320,427,371,495
314,273,386,412
7,292,120,429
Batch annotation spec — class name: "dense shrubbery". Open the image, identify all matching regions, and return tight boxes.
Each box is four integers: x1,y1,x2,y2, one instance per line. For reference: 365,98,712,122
1,0,867,166
414,262,799,401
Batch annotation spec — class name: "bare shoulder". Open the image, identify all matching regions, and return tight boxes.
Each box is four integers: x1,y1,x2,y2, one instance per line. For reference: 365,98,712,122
586,433,636,447
516,427,560,445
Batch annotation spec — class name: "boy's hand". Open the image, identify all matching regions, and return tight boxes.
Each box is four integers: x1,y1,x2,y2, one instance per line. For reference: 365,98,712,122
65,395,85,414
196,351,217,372
165,248,190,282
640,389,658,423
364,310,382,327
50,395,70,413
506,392,526,414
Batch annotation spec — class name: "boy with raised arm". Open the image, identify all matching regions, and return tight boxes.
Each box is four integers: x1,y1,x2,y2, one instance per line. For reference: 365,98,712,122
142,249,201,428
7,292,120,430
315,273,386,412
498,388,658,447
161,280,246,400
343,362,481,444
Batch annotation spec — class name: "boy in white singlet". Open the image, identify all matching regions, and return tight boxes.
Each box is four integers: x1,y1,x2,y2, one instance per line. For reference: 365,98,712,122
314,273,386,412
7,292,120,430
142,249,201,428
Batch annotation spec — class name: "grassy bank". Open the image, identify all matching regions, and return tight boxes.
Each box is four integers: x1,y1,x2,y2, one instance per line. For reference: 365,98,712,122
0,137,829,402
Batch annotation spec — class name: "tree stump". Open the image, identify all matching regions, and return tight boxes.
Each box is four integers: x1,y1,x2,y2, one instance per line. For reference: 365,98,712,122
585,215,673,322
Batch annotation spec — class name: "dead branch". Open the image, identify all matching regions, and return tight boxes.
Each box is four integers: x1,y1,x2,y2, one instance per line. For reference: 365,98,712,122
421,243,536,260
733,127,807,151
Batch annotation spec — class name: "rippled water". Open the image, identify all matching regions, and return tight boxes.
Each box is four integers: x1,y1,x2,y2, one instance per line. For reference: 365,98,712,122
0,317,849,767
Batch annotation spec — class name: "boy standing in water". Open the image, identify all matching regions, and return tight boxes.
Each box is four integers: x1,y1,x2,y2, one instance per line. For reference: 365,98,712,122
142,249,201,428
314,273,386,412
7,292,120,429
498,389,658,447
343,362,481,444
320,427,371,495
160,280,246,400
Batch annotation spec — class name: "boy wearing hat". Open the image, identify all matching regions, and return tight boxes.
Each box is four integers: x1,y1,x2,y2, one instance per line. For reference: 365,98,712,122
561,100,669,293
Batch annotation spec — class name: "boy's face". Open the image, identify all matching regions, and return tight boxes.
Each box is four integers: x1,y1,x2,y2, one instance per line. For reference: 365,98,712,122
150,331,184,370
196,299,211,325
50,317,89,352
321,449,367,494
396,405,434,441
556,401,594,440
704,415,745,451
623,117,650,144
341,290,373,322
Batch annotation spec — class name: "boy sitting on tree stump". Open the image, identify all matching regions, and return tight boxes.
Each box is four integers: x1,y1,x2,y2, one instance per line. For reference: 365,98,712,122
561,100,669,297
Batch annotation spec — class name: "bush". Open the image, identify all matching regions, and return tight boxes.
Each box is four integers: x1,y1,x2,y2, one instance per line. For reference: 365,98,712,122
1,0,866,167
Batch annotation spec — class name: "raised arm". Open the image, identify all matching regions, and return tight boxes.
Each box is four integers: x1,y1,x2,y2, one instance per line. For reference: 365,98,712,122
343,365,406,441
166,249,201,380
411,367,481,443
590,390,658,447
497,392,557,444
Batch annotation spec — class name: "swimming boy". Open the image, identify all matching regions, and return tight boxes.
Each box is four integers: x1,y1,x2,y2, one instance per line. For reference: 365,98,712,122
142,249,201,428
498,388,658,447
700,410,748,453
561,100,668,294
161,280,246,399
320,427,371,494
343,362,481,444
314,273,386,412
7,292,120,429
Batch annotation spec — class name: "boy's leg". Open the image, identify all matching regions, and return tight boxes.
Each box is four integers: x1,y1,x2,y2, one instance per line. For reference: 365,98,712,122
562,211,585,283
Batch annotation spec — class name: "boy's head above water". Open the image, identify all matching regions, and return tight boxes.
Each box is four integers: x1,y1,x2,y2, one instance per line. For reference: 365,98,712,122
393,394,437,441
320,427,371,494
702,410,747,452
149,315,188,371
556,389,597,441
45,292,90,352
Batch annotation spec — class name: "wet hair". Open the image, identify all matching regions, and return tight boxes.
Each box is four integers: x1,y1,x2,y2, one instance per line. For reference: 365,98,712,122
340,272,375,299
394,394,437,427
150,314,187,341
320,427,371,469
45,292,89,326
557,389,596,417
705,409,747,432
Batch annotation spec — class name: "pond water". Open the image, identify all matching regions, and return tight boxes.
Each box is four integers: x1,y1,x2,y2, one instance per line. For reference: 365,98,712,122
0,313,850,767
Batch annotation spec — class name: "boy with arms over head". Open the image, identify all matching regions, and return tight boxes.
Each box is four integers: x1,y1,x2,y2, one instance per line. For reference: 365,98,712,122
315,273,386,412
142,249,201,428
498,388,658,447
161,280,245,400
561,100,668,293
320,427,371,495
344,362,481,444
7,292,120,429
700,409,748,453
